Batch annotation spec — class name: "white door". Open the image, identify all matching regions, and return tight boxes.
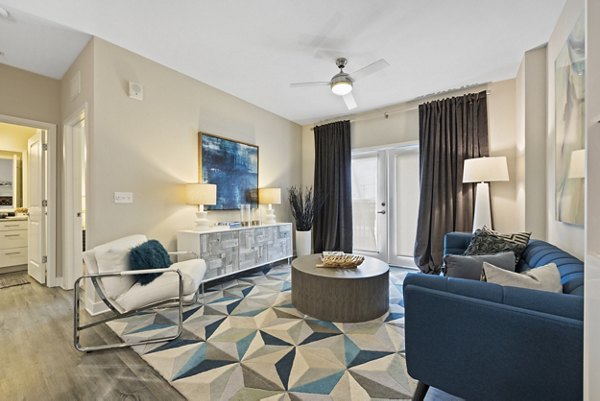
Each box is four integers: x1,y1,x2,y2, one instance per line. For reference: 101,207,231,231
27,131,46,283
388,147,420,267
351,151,388,262
351,145,420,267
63,110,88,290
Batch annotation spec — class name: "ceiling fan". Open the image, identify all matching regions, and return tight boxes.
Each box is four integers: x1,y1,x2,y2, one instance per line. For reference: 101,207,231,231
290,57,390,110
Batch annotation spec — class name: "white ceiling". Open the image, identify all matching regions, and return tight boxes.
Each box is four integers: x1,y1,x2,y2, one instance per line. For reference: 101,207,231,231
0,5,89,79
0,0,566,125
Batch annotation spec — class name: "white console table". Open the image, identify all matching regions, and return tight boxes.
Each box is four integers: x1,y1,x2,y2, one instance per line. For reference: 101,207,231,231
177,223,293,282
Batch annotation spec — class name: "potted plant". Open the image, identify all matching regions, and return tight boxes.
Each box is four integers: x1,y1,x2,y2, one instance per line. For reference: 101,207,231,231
288,186,323,257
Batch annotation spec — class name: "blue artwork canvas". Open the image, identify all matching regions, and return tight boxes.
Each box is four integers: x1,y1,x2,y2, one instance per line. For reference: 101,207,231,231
555,14,585,225
200,133,258,210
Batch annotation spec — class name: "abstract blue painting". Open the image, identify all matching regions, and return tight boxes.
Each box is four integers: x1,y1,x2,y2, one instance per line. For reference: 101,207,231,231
555,14,585,225
200,133,258,210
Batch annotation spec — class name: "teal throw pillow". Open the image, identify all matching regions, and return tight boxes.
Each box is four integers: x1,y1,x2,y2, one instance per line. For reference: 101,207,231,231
129,240,172,285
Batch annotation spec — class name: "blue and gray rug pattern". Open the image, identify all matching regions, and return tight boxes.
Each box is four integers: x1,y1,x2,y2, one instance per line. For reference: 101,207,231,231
107,264,415,400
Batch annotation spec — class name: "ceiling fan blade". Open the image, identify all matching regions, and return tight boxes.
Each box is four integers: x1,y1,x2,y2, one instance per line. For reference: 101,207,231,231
350,59,390,81
290,81,330,88
343,93,357,110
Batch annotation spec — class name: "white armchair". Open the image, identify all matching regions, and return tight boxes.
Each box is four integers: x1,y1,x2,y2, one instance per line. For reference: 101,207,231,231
74,234,207,352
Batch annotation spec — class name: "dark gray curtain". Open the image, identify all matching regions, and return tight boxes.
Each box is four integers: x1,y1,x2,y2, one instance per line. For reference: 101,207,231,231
313,120,353,253
414,91,489,273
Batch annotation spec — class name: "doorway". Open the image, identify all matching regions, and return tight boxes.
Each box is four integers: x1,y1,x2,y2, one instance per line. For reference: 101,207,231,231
351,143,420,267
0,115,57,286
62,105,88,290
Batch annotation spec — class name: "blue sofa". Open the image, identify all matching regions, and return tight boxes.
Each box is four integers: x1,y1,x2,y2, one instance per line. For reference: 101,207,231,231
403,232,584,401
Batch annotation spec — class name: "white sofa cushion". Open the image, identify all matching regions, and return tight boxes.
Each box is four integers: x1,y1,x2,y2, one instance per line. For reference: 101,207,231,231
482,262,563,293
94,234,147,300
115,258,207,312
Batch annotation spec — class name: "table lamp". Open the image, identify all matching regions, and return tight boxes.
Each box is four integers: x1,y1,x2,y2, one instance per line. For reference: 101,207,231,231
463,156,509,231
259,188,281,224
186,183,217,230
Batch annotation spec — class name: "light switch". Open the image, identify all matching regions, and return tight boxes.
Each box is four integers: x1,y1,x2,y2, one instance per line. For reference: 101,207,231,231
114,192,133,204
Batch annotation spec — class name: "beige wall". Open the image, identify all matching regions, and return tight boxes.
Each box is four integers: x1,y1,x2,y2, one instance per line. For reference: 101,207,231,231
89,39,302,250
302,80,520,233
515,46,548,239
0,64,60,125
0,122,36,151
546,0,585,258
486,80,518,233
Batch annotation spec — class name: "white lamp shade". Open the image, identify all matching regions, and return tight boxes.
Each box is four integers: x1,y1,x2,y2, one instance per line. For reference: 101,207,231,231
463,157,509,183
259,188,281,205
568,149,585,179
186,183,217,205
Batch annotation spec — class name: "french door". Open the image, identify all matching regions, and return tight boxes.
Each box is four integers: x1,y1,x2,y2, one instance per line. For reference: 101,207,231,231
351,144,420,267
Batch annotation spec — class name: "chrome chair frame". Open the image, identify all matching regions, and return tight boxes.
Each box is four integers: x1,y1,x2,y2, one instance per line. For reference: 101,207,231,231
74,251,205,352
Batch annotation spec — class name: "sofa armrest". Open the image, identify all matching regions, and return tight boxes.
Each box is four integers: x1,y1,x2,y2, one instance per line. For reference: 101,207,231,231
403,276,583,401
444,231,472,255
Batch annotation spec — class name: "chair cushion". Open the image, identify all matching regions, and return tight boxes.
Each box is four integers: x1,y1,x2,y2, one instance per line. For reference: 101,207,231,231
129,240,172,285
115,258,207,312
444,252,515,280
464,226,531,264
482,262,562,293
94,234,147,299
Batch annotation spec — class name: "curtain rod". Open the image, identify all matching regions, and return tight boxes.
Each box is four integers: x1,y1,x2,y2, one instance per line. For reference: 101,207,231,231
311,89,492,130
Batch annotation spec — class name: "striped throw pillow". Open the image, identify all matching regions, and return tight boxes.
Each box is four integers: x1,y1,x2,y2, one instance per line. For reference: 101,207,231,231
464,226,531,264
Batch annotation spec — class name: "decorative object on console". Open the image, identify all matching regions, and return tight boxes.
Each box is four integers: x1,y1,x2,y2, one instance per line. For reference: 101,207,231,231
259,187,281,224
555,14,585,225
464,226,531,264
462,156,509,231
240,204,252,227
288,186,324,257
185,183,217,230
199,132,258,210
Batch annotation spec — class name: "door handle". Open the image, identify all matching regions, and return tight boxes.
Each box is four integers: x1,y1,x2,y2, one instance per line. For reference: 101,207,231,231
377,210,386,215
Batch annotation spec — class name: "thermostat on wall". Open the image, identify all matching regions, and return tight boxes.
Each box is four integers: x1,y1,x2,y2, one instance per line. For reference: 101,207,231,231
128,81,143,100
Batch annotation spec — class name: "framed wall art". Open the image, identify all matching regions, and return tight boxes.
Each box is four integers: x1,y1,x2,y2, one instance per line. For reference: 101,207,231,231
555,13,585,225
199,132,258,210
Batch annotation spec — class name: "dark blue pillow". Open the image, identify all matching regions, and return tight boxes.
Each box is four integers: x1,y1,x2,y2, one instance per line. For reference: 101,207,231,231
129,240,172,285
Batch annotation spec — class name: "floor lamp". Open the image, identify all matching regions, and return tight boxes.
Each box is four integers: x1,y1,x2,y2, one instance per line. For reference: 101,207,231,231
463,156,509,232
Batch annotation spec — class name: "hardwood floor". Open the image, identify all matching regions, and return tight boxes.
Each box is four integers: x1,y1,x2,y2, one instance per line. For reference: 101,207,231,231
0,270,461,401
0,272,184,401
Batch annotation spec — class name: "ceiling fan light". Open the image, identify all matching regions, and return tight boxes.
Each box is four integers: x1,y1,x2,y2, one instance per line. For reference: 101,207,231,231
331,81,352,96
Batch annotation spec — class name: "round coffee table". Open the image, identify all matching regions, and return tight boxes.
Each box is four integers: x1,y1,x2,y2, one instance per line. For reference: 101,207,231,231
291,254,389,322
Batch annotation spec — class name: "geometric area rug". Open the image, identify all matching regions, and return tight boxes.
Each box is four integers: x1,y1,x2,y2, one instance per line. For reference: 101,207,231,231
107,263,416,400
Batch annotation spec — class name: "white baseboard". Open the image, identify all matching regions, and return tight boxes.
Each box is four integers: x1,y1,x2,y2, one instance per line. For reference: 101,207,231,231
85,297,109,316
